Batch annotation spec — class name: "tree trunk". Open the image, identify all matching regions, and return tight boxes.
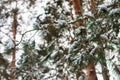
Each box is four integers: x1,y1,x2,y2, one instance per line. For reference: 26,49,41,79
72,0,84,26
86,0,98,80
72,0,98,80
11,47,16,80
86,65,98,80
73,0,97,80
72,0,84,79
11,1,18,80
90,0,97,15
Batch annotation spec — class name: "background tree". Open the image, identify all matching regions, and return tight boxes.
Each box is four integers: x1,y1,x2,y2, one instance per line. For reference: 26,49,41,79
0,0,120,80
0,0,39,79
19,0,119,79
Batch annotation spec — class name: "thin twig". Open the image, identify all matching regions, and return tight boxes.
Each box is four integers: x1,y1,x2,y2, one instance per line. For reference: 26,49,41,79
16,29,39,46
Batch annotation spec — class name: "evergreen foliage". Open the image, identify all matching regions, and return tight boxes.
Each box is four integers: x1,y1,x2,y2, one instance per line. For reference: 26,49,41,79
0,0,120,80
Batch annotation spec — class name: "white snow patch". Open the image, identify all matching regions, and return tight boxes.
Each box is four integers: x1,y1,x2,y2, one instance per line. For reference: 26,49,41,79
109,8,120,15
100,34,108,40
84,11,94,18
6,39,14,49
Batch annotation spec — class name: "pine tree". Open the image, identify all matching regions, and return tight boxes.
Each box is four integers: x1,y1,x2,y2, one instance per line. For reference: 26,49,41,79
0,0,38,79
17,0,120,79
0,0,120,80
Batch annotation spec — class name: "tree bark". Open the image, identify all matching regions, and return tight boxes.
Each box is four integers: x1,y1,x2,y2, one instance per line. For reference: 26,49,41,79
86,65,98,80
90,0,97,15
11,1,18,80
72,0,84,79
72,0,84,26
73,0,98,80
72,0,98,80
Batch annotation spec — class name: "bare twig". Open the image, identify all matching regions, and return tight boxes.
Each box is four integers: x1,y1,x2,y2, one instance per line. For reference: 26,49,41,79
16,29,39,46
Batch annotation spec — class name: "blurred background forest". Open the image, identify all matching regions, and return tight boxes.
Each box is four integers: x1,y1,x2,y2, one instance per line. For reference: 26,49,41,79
0,0,120,80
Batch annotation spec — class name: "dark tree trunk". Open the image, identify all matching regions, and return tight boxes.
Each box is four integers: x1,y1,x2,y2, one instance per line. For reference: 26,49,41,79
10,1,18,80
72,0,84,79
86,65,98,80
72,0,84,26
